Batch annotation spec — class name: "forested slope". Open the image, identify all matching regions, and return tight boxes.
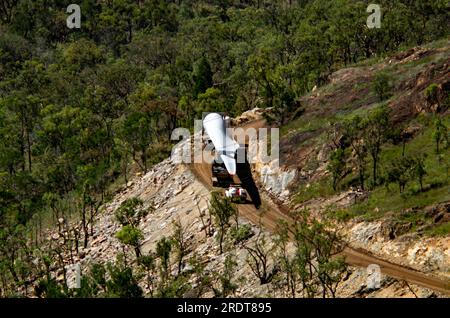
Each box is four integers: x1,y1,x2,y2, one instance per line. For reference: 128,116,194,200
0,0,449,297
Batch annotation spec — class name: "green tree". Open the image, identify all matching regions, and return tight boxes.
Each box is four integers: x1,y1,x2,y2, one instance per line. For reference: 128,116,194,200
275,210,347,298
425,84,439,108
117,111,154,173
195,87,226,115
62,39,104,73
343,116,368,190
0,104,22,175
274,220,297,298
364,105,391,187
432,118,448,154
156,236,172,283
88,263,108,295
115,198,148,259
229,224,254,245
192,56,213,98
372,72,392,102
35,277,67,298
292,209,347,298
171,218,190,276
115,197,148,227
116,225,144,258
137,254,156,296
327,148,348,191
386,156,414,193
412,155,427,192
209,191,237,254
105,261,143,298
77,169,104,248
211,253,238,297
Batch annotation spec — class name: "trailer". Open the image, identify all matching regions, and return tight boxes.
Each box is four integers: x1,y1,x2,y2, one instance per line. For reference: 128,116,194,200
211,161,233,187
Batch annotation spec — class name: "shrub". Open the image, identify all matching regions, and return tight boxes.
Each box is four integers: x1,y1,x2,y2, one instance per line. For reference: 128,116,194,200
372,72,392,101
115,197,148,226
230,224,254,244
424,83,439,105
427,222,450,237
116,225,144,258
326,206,358,222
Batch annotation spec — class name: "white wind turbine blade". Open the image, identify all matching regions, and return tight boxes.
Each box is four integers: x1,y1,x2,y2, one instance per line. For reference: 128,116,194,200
220,153,237,176
203,113,239,175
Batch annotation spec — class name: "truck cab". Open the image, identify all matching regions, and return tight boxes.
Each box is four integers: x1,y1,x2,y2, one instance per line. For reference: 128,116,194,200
225,184,247,203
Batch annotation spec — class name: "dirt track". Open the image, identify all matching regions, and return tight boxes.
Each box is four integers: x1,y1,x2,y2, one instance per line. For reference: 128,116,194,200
188,119,450,295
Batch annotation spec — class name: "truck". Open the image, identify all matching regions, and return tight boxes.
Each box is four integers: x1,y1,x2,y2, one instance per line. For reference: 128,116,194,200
203,112,248,204
225,184,247,203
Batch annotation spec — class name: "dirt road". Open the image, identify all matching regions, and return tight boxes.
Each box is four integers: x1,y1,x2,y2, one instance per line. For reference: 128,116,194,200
188,118,450,295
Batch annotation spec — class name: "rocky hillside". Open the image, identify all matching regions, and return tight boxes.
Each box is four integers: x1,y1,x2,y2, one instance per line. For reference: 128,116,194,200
246,40,450,290
45,40,450,298
60,154,443,298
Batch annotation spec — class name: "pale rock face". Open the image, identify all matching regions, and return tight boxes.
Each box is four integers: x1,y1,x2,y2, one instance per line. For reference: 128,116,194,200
349,222,383,245
344,220,450,278
407,241,449,272
256,160,296,201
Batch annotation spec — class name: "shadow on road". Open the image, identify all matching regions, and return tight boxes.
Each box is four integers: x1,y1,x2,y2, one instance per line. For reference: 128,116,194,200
236,155,261,209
